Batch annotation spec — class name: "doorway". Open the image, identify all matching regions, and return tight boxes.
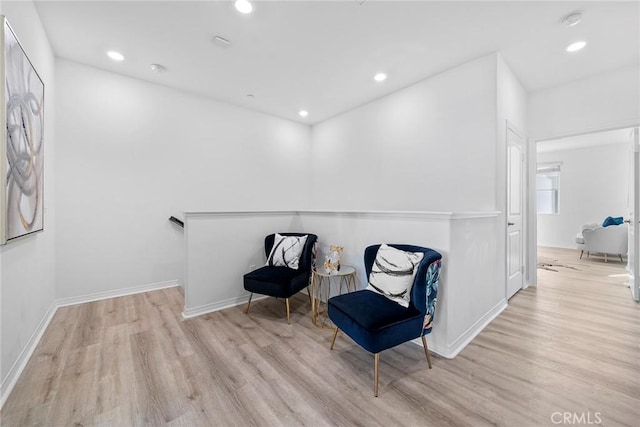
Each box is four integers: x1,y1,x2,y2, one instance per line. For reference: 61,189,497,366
534,127,639,300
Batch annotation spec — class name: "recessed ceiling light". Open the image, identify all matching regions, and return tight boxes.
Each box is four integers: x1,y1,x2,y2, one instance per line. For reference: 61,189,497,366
235,0,253,14
247,94,255,99
107,51,124,61
374,73,387,82
566,41,586,52
299,110,309,117
561,11,583,27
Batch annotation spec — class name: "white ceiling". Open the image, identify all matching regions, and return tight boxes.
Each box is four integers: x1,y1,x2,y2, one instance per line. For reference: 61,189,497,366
537,127,633,153
33,1,639,124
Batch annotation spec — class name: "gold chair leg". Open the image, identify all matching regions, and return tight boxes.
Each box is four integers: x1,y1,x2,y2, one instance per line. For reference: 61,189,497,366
579,250,583,259
421,335,432,369
620,254,624,263
374,353,380,397
285,298,291,324
245,293,253,314
330,327,339,350
307,287,313,306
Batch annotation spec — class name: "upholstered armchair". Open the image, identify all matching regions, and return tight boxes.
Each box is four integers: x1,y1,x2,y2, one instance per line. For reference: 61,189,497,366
575,223,628,262
243,233,318,324
327,244,442,396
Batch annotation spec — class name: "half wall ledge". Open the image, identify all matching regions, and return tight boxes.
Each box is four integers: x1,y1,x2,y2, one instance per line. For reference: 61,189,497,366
183,210,502,358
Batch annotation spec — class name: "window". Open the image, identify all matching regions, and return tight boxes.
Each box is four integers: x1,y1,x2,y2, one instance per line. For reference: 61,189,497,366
537,163,561,214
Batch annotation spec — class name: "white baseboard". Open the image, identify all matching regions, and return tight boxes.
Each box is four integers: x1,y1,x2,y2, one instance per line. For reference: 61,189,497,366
418,299,508,359
56,280,179,307
0,302,56,409
182,294,268,319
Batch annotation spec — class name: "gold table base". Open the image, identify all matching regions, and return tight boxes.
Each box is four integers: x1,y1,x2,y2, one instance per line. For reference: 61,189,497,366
310,267,357,329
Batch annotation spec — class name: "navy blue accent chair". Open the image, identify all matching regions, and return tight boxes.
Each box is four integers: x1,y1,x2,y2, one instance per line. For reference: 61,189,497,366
243,233,317,324
328,244,442,396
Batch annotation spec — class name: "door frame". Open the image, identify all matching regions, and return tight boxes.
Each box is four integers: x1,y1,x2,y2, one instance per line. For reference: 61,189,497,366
629,128,639,301
527,122,640,289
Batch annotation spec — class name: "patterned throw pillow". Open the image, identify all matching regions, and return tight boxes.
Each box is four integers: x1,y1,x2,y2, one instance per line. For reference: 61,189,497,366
266,234,308,270
366,244,424,308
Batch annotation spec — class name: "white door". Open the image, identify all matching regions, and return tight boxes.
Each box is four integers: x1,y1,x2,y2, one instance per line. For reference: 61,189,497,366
628,128,639,301
507,127,524,299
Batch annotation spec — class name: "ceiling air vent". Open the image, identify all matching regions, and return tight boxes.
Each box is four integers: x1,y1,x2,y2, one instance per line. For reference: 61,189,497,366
212,36,231,49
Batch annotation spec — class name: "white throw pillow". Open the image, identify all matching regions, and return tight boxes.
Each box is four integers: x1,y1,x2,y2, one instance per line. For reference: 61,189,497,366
366,244,424,308
266,234,308,270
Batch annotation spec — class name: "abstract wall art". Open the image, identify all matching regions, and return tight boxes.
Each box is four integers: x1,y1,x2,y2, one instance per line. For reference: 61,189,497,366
1,17,45,244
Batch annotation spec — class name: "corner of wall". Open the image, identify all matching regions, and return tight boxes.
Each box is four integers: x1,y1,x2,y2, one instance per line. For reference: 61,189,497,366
0,0,57,409
0,301,56,409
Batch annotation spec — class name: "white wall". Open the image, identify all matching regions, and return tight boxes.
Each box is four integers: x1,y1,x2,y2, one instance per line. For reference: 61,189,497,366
0,0,56,405
528,65,640,141
184,211,301,314
537,143,630,249
310,54,498,212
497,56,527,138
55,60,312,301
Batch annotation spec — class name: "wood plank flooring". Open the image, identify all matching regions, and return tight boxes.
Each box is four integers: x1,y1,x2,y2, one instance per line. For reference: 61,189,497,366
1,247,638,426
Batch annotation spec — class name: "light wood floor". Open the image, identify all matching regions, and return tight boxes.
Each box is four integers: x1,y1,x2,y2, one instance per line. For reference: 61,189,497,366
1,247,639,426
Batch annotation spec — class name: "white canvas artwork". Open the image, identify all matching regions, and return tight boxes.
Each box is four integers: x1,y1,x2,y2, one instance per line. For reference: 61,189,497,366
1,17,45,244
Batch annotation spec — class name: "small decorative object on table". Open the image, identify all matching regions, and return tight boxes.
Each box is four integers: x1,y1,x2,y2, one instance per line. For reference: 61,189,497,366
323,245,343,274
